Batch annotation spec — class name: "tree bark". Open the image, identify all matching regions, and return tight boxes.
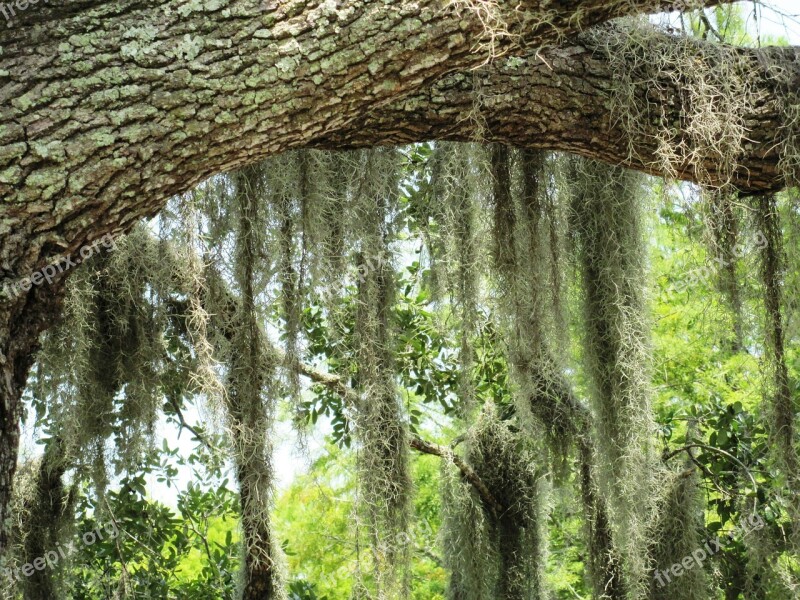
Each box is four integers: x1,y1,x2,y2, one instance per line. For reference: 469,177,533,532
0,0,791,554
0,0,715,278
325,31,799,193
0,284,64,552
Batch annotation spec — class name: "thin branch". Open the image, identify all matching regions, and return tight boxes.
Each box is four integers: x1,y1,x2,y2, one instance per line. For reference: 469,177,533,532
700,13,725,41
663,442,759,512
415,545,445,568
408,435,504,516
276,344,506,515
166,395,217,453
195,274,507,516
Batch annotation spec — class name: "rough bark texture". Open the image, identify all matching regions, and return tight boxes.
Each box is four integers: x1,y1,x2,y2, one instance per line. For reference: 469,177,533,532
0,0,792,555
0,284,63,552
0,0,714,291
327,33,799,193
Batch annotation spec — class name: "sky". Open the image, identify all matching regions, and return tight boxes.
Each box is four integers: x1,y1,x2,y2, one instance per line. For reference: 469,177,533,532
655,0,800,43
740,0,800,41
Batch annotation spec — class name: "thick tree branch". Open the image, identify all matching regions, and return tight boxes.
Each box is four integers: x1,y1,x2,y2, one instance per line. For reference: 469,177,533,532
408,434,505,516
322,30,799,194
1,0,736,290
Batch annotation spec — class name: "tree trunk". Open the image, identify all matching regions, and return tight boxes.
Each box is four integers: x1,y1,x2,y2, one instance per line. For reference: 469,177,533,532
0,286,65,552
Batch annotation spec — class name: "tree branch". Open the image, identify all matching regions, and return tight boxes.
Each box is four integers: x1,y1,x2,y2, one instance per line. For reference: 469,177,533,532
322,29,798,194
0,0,753,311
268,341,506,514
408,434,505,516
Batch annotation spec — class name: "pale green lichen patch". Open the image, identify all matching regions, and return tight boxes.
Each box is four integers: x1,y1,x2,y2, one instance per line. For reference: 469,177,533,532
118,123,153,144
274,56,298,75
120,25,161,60
203,0,227,11
30,141,66,162
88,88,121,106
67,34,94,48
214,111,238,124
172,34,205,61
0,142,27,162
245,67,278,88
24,167,68,199
110,104,159,127
11,91,41,112
90,131,116,148
0,165,22,185
123,24,159,43
177,0,205,18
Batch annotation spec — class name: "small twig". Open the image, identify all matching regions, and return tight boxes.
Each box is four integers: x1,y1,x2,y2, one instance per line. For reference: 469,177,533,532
663,442,759,512
167,395,217,452
699,13,724,41
184,511,221,581
686,453,733,498
563,579,589,600
415,545,445,568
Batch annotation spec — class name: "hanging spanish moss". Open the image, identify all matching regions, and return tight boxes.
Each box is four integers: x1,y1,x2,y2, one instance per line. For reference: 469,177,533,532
489,146,625,597
649,465,711,600
489,147,570,465
751,194,800,545
440,455,499,600
105,226,176,468
489,144,516,278
224,164,287,600
4,224,198,599
348,148,412,597
14,436,74,600
577,436,626,599
178,189,228,412
569,158,660,599
441,404,546,600
426,142,489,413
267,152,305,402
297,150,351,300
742,518,800,599
3,459,39,600
781,193,800,355
702,188,745,349
34,224,179,483
586,19,757,187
